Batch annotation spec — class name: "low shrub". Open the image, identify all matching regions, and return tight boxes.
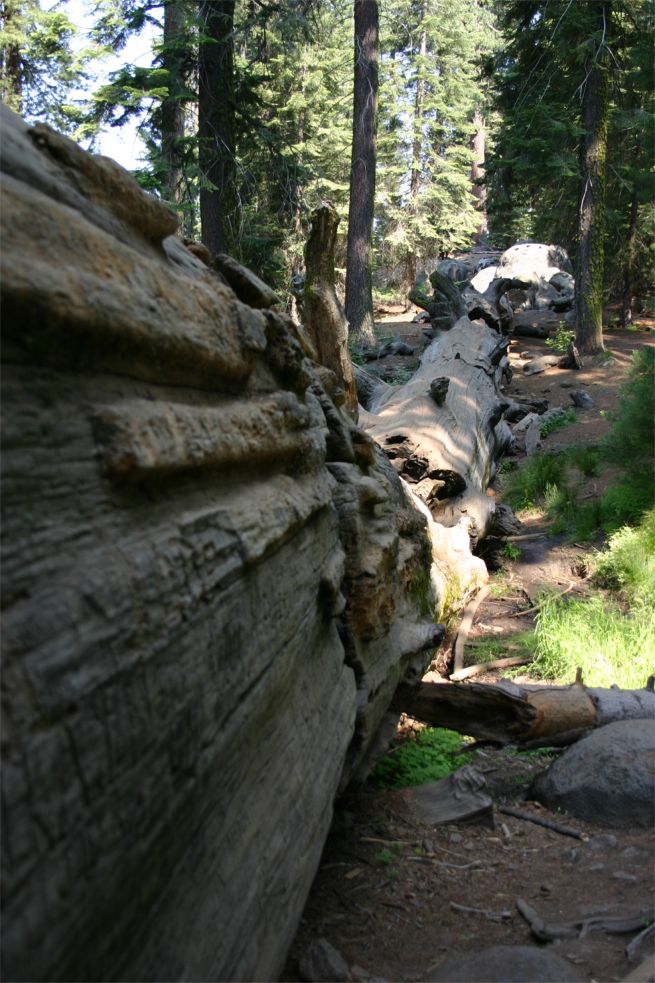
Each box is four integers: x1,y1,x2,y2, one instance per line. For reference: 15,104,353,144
367,727,470,789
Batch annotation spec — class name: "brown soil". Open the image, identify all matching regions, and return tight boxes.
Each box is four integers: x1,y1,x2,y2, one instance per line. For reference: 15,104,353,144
284,311,655,983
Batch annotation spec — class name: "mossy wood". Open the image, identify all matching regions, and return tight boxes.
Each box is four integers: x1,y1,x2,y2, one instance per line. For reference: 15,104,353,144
396,681,655,744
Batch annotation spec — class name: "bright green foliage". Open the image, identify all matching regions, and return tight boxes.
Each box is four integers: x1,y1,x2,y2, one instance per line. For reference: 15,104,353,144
604,347,655,501
594,508,655,604
531,592,654,690
367,727,470,789
501,453,568,511
545,325,576,355
0,0,97,133
487,0,655,312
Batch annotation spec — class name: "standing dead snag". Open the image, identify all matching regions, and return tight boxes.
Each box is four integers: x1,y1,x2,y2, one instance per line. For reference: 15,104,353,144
303,203,358,418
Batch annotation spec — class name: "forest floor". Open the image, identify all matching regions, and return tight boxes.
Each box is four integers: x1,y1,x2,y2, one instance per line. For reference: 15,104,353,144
283,311,655,983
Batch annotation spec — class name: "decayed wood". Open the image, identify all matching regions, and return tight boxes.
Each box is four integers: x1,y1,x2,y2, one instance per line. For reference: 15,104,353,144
396,680,655,744
303,203,358,417
517,898,654,942
449,901,512,922
364,316,514,537
499,806,584,840
452,586,490,674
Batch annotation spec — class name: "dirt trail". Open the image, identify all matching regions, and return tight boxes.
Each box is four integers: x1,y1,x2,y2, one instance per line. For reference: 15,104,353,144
284,314,655,983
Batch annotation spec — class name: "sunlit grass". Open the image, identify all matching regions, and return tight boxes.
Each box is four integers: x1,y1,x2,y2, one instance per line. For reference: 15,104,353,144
530,593,654,689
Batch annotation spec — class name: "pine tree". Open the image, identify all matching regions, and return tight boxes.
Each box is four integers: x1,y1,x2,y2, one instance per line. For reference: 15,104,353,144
0,0,92,133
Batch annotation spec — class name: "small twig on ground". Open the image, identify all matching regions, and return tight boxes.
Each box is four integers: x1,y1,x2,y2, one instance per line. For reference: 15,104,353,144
450,901,512,921
499,805,585,840
517,897,654,942
506,581,574,619
625,922,655,962
450,655,533,681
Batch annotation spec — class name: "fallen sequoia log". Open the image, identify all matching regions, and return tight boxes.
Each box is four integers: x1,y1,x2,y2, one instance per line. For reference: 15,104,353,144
393,679,655,744
362,315,515,540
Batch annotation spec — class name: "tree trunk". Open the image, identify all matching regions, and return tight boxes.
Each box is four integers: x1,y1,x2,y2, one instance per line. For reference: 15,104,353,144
575,1,611,355
0,2,23,114
620,181,639,328
198,0,237,257
362,313,513,540
161,0,187,207
402,2,427,309
470,108,487,240
394,679,655,745
304,204,358,418
345,0,379,347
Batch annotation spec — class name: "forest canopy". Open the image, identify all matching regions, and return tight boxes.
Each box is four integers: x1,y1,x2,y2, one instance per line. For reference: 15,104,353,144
1,0,653,328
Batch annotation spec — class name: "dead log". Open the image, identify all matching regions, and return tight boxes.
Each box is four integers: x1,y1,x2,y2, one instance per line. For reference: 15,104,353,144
363,316,514,538
303,203,358,417
511,322,551,339
394,680,655,744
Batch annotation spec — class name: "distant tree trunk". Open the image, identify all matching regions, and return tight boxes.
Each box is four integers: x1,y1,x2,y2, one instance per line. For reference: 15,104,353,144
345,0,379,347
198,0,237,257
0,1,23,113
402,1,427,309
161,0,187,206
620,182,639,328
575,2,611,355
470,108,487,240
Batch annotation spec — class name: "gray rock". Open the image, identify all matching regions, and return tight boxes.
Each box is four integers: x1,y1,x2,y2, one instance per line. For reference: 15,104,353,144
588,833,618,851
426,945,583,982
378,338,415,357
299,939,351,982
523,354,561,375
436,258,471,283
532,719,655,828
570,389,593,408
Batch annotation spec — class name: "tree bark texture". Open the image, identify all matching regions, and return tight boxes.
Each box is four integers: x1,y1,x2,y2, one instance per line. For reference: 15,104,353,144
620,182,639,328
395,680,655,745
575,1,611,355
198,0,237,257
345,0,379,347
304,204,358,417
161,0,187,207
470,108,487,239
402,1,427,308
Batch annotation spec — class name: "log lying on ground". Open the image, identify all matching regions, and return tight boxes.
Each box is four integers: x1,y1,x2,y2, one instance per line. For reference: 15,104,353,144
363,315,514,540
393,679,655,744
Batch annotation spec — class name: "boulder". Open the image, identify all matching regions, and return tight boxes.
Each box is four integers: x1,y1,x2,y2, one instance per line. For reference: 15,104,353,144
532,719,655,828
0,108,442,983
494,243,574,312
426,945,583,982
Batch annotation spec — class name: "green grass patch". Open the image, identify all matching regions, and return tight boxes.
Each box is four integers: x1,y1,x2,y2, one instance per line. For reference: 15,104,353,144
367,727,471,790
529,592,654,689
500,453,568,511
540,406,576,438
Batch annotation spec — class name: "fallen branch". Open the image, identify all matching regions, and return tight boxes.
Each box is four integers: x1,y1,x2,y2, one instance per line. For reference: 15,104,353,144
625,922,655,962
505,581,574,619
517,897,654,942
450,655,533,681
452,586,491,674
499,805,584,840
450,901,512,922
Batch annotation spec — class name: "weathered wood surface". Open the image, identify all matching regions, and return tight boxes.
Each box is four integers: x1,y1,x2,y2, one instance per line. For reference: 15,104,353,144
395,680,655,744
1,108,442,983
303,203,358,417
363,316,514,540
